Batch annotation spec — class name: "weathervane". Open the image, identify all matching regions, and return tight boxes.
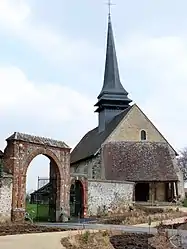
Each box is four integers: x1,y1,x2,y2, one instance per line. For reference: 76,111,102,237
106,0,116,16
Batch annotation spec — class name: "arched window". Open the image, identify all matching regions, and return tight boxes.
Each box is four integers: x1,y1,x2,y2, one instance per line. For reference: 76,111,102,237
141,130,147,141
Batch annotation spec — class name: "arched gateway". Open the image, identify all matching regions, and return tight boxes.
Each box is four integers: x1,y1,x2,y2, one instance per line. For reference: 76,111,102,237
3,132,71,222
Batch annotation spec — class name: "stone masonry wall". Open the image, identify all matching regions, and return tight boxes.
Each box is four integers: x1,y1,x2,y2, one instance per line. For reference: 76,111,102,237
155,183,165,201
88,179,134,215
0,174,12,222
106,104,169,146
149,182,166,202
71,154,101,179
177,169,185,200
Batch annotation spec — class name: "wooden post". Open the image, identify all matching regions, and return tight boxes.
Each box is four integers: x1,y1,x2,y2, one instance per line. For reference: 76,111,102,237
175,182,179,198
155,182,157,201
151,182,155,205
173,182,176,198
171,182,174,199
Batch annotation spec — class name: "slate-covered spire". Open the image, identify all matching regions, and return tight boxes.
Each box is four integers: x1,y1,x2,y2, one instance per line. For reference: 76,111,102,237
98,15,128,98
95,14,132,132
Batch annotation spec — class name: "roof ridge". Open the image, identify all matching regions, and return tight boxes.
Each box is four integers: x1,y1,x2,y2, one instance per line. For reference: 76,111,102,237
6,132,70,149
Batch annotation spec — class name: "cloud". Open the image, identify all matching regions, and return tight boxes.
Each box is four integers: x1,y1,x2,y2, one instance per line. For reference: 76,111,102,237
0,0,100,66
0,65,96,191
1,1,187,188
0,0,30,29
0,66,96,150
0,1,99,190
121,35,187,76
119,35,187,150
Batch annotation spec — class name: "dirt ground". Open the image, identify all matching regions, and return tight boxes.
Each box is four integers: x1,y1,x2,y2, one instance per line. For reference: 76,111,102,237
98,206,187,225
149,233,174,249
1,206,186,237
0,222,75,236
110,233,155,249
61,231,174,249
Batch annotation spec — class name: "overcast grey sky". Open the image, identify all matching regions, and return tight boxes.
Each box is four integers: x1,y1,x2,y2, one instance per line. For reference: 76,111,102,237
1,0,187,191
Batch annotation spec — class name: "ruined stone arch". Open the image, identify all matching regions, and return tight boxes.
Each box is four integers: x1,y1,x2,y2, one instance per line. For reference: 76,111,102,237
3,132,71,222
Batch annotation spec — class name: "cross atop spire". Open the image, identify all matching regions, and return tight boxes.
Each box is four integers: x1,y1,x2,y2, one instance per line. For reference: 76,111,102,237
106,0,115,16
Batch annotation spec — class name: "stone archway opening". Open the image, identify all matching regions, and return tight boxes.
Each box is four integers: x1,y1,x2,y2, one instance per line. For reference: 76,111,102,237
70,180,84,218
26,154,60,222
27,155,50,194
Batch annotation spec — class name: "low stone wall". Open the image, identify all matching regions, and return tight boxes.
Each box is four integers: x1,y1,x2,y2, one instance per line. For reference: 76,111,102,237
88,179,134,215
0,174,12,222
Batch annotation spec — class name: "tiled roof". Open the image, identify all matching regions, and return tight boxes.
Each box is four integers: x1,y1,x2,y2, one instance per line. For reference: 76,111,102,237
102,141,178,182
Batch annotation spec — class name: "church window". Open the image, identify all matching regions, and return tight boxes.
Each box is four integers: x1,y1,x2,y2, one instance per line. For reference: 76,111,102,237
140,130,147,141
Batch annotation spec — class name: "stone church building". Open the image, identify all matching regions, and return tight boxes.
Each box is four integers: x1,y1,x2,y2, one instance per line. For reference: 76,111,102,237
70,15,185,214
0,14,185,222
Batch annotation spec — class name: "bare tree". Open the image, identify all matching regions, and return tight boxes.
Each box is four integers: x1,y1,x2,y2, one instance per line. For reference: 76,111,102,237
177,147,187,181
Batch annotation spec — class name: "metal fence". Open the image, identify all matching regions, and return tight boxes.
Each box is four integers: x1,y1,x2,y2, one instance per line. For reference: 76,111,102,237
35,177,57,222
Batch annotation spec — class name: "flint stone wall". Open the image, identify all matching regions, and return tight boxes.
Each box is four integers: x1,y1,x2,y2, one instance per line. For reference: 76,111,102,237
71,154,101,179
88,179,134,215
0,174,12,222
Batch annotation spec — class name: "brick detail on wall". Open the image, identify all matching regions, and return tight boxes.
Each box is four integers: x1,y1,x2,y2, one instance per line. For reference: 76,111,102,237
3,138,71,222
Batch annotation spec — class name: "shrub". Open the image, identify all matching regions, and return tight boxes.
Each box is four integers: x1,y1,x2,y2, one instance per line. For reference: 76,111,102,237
81,231,90,244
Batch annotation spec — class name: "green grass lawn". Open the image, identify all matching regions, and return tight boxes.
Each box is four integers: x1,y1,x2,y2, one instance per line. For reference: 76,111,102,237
183,199,187,207
26,203,49,221
26,203,37,220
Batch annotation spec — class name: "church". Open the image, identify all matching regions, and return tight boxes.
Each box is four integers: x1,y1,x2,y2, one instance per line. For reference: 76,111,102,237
70,13,185,215
0,11,185,222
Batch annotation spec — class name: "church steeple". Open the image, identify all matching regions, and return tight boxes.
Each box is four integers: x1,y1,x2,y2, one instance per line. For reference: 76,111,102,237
95,14,132,133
